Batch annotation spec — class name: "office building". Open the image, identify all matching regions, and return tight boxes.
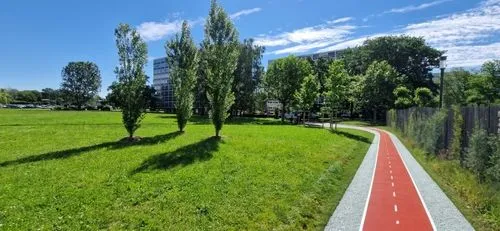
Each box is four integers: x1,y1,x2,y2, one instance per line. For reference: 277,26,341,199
153,57,175,112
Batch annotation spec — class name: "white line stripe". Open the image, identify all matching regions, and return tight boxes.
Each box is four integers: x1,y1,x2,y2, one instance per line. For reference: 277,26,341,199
358,131,380,231
390,175,394,180
393,191,396,197
394,205,398,212
396,220,400,225
387,131,437,231
390,170,392,174
392,182,394,187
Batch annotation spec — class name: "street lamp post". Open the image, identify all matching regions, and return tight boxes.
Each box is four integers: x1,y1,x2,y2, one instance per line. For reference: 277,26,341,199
439,56,447,108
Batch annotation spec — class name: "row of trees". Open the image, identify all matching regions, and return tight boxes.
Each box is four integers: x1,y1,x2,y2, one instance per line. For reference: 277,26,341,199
0,88,67,105
112,0,262,138
264,36,499,124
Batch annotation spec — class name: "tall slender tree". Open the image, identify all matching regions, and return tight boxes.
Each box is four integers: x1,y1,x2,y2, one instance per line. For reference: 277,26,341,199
114,23,149,139
324,60,349,128
232,39,265,115
166,21,198,132
295,74,320,124
201,0,240,138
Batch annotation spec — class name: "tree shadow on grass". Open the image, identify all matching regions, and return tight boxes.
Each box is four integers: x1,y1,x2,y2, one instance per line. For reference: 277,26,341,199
131,137,221,174
329,129,372,144
0,131,183,168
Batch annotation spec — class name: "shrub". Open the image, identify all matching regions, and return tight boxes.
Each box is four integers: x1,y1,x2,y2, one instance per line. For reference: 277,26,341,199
421,109,447,155
487,136,500,182
466,128,495,181
449,105,464,160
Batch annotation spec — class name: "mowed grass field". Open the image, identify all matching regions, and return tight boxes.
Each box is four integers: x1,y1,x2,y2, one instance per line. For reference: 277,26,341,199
0,110,373,230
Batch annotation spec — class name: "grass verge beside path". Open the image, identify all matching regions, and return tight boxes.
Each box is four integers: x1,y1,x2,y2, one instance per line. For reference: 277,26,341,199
383,127,500,231
0,110,373,230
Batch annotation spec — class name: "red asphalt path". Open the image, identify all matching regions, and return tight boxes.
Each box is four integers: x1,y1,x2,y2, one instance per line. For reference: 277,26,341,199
361,129,434,231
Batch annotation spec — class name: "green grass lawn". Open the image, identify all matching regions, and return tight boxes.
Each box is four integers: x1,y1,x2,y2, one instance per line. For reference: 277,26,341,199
0,110,373,230
383,127,500,231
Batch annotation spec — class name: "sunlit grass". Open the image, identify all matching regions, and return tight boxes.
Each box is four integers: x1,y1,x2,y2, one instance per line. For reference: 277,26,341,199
0,109,372,230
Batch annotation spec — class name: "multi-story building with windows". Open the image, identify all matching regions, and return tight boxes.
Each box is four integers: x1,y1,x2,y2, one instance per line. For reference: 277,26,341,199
153,57,175,112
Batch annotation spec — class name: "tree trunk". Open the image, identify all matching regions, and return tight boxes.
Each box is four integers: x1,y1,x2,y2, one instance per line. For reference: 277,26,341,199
303,110,306,125
215,129,220,138
281,103,286,123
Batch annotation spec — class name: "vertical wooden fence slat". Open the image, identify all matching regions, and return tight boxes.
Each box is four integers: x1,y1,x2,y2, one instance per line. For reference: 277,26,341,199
387,106,499,155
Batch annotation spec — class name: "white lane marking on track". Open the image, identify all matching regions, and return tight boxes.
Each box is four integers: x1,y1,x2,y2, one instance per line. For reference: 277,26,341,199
387,132,437,230
396,220,400,225
394,205,398,212
392,182,394,187
390,175,393,180
390,170,392,174
393,191,396,197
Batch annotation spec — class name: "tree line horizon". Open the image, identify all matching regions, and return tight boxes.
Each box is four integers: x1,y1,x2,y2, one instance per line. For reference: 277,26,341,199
1,0,499,138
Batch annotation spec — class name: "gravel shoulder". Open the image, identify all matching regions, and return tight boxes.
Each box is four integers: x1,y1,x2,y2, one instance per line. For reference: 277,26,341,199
324,125,380,231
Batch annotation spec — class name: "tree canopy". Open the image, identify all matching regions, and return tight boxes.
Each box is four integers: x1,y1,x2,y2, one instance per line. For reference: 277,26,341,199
264,56,312,122
60,61,101,109
166,21,198,132
113,23,149,139
201,0,240,137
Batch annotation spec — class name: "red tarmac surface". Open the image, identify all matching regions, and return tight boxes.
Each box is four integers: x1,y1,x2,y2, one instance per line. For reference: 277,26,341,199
362,129,434,231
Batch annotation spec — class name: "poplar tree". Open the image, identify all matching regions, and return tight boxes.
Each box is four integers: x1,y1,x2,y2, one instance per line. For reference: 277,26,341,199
114,23,148,139
201,0,240,138
166,21,198,132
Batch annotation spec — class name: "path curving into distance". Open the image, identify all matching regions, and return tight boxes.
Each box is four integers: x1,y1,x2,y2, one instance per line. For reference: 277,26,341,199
361,129,433,230
323,124,474,231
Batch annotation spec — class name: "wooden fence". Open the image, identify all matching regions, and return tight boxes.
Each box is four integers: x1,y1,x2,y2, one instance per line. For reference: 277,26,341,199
387,106,500,153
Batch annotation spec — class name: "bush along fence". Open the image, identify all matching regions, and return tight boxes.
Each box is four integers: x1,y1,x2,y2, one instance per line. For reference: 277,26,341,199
387,106,500,182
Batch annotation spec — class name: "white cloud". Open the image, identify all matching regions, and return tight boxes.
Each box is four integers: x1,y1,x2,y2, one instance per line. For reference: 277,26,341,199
254,24,356,54
327,17,354,24
230,8,262,19
138,7,260,42
317,34,388,52
385,0,452,14
445,42,500,67
402,3,500,48
137,20,183,42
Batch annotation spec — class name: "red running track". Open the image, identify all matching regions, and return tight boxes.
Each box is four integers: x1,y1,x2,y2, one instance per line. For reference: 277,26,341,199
361,129,434,231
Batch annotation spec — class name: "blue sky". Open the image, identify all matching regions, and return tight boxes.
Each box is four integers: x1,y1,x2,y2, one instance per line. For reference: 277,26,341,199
1,0,499,96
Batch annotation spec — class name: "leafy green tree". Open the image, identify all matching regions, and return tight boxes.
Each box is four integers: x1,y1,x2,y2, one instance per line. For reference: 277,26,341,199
166,21,198,132
60,62,101,109
324,60,349,127
360,60,399,122
232,39,265,115
343,36,442,91
201,0,240,137
14,90,41,103
114,23,149,139
414,87,436,107
482,60,500,92
443,68,471,107
295,74,320,124
393,86,413,109
264,56,312,122
0,89,12,104
466,75,497,105
308,57,332,94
